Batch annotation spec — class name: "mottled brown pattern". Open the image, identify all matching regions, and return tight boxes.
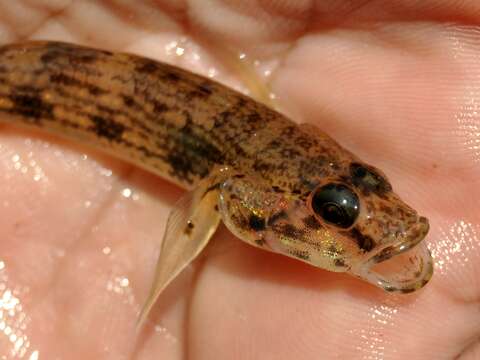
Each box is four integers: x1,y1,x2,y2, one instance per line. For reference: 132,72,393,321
183,221,195,236
0,41,432,293
248,214,266,231
302,215,322,230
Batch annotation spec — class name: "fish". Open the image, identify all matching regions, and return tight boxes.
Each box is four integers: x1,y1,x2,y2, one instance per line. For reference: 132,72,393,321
0,41,433,326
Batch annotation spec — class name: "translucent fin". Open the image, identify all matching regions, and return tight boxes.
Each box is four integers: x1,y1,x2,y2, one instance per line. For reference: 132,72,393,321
136,179,221,328
200,42,276,107
227,56,275,107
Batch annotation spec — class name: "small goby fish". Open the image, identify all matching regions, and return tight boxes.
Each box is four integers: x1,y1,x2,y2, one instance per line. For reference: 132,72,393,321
0,41,433,325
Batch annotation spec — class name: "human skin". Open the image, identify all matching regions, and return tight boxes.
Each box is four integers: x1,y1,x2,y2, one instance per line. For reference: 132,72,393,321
0,1,478,359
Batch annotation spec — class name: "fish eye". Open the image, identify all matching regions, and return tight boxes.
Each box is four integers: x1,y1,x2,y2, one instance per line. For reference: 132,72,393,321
310,183,360,228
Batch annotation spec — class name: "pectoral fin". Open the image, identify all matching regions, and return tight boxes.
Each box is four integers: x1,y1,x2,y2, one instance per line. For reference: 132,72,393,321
137,179,221,328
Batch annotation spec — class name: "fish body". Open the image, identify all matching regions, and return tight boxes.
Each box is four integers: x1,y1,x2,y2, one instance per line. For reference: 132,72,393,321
0,41,433,323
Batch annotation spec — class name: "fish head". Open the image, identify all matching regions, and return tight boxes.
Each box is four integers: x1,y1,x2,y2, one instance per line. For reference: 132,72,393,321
219,161,433,293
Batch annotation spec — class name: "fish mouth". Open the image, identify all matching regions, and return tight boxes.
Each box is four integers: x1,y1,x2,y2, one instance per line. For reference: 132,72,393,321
351,216,434,293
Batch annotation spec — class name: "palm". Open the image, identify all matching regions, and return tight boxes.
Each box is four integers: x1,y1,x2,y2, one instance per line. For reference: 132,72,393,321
0,1,478,359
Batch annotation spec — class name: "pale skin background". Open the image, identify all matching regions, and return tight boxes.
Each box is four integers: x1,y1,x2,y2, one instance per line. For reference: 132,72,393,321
0,0,479,359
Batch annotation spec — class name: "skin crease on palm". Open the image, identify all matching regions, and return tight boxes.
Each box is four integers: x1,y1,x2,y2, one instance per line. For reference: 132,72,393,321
0,0,479,359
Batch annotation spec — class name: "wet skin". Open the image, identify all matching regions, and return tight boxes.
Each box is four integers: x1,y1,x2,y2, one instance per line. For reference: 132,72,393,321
0,1,479,359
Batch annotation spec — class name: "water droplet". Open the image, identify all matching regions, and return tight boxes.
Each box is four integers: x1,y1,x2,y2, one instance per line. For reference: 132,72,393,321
165,41,178,55
207,67,217,78
100,168,113,177
175,47,185,56
29,350,39,360
121,188,132,198
120,278,129,287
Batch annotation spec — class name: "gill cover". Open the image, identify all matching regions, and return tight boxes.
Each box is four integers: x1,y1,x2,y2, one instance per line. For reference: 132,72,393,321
218,171,433,294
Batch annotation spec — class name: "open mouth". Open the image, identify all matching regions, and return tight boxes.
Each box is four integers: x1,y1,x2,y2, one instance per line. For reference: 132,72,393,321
351,217,434,293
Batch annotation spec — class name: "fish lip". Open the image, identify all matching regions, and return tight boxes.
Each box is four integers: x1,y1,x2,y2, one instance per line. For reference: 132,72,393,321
367,215,430,266
371,241,433,293
349,216,433,293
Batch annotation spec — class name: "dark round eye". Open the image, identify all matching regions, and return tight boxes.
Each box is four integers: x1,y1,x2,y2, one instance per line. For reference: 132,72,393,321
310,183,360,228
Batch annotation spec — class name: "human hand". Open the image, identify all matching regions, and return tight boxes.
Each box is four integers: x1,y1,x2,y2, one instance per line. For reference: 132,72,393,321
0,1,478,359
